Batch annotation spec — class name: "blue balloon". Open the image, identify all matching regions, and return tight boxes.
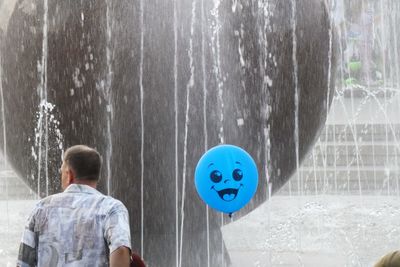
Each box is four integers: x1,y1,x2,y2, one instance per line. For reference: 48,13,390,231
195,144,258,214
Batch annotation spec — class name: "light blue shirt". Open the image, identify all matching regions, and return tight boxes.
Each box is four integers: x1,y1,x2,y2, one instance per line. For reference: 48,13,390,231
17,184,131,267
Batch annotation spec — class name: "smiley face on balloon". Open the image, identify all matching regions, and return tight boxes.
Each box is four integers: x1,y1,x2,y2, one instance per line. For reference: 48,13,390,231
195,145,258,214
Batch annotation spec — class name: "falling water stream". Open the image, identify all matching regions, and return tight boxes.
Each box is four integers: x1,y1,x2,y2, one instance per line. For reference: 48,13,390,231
178,1,197,266
139,0,145,257
173,0,179,265
105,0,113,196
211,0,224,145
201,0,211,266
0,32,10,252
209,1,226,265
291,0,300,198
36,0,49,198
290,1,304,265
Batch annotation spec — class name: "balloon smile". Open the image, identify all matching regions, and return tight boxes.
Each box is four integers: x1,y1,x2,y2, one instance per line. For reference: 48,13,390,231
212,184,243,202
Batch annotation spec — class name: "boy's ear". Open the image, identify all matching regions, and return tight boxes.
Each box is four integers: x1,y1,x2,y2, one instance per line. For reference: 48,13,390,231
68,168,75,184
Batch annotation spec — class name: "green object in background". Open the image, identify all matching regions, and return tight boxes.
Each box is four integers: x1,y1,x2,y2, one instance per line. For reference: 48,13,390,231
349,61,362,72
345,77,357,86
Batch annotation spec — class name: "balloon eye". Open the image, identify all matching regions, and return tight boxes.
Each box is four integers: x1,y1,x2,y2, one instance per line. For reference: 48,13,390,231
210,170,222,183
232,169,243,181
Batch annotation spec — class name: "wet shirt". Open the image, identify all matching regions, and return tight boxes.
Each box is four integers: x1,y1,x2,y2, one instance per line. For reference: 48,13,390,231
17,184,131,267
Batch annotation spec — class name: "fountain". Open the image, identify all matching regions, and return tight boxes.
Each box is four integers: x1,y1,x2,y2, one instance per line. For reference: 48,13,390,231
288,0,400,196
219,1,400,265
0,0,336,266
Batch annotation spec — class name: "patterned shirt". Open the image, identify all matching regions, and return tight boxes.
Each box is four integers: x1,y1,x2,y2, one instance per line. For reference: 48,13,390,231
17,184,131,267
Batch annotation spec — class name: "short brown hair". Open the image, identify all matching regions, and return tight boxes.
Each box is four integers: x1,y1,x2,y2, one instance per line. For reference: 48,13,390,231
375,251,400,267
63,145,102,181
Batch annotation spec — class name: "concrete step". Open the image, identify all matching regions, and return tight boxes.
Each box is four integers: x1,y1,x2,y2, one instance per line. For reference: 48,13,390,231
280,169,400,195
0,171,36,200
